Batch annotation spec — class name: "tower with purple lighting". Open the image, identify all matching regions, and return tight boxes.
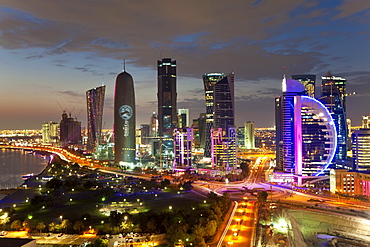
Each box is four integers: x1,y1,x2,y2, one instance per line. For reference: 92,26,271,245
276,77,337,185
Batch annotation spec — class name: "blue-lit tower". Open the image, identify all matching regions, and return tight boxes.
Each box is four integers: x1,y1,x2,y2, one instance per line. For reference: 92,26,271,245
320,74,347,161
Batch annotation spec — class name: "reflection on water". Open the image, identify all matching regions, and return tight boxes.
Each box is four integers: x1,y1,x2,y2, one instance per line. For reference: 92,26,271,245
0,149,49,189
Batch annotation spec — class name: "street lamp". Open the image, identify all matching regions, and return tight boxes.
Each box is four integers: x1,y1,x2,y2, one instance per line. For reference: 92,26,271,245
59,215,63,223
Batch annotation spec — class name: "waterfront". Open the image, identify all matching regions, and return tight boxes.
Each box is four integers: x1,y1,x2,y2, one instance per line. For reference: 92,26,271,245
0,149,49,192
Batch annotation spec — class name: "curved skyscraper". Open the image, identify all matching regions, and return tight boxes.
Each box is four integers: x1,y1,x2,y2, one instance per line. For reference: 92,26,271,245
114,70,136,165
86,85,106,153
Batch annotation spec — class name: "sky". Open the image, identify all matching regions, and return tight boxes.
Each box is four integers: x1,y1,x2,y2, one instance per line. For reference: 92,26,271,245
1,0,370,130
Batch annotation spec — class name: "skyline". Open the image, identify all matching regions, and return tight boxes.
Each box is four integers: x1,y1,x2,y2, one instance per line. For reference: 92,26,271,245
1,1,370,130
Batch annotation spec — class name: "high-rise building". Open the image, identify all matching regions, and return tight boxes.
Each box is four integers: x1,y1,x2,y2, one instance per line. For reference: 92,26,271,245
211,127,237,171
276,77,337,184
322,73,347,111
347,118,352,151
275,96,284,170
178,108,190,128
320,73,347,161
60,111,82,147
86,85,105,153
362,116,370,128
140,124,150,145
291,74,316,97
236,127,245,148
203,72,235,157
244,121,255,149
352,129,370,171
192,113,206,149
149,112,158,137
173,128,193,167
157,58,177,144
114,70,136,165
42,121,59,145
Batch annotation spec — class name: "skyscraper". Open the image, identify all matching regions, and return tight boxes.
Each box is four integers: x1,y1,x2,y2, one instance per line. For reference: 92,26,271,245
291,74,316,97
203,72,235,157
42,121,59,145
149,112,158,137
352,129,370,171
276,78,337,184
362,116,370,128
320,73,347,161
60,111,82,147
157,58,177,141
178,108,190,128
173,128,193,167
114,70,136,165
244,121,255,149
86,85,106,153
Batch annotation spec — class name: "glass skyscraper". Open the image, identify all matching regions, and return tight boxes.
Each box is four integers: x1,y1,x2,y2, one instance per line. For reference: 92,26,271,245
86,85,105,153
203,72,235,157
320,74,347,161
157,58,177,155
291,74,316,98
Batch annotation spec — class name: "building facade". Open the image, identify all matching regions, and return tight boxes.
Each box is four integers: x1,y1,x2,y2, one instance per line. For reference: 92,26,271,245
291,74,316,98
178,108,190,128
114,70,136,165
330,169,370,197
157,58,177,155
203,72,235,158
320,74,347,161
86,85,105,153
352,129,370,171
42,121,59,145
59,112,82,147
244,121,255,149
173,128,193,167
275,78,337,184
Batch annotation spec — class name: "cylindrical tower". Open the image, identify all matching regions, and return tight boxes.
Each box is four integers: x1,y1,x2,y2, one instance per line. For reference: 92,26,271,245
114,71,136,164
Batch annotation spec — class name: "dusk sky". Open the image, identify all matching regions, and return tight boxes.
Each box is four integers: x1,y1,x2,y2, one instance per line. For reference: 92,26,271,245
1,0,370,130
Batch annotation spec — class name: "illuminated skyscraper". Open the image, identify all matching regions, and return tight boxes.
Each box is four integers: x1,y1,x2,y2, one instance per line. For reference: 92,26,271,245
42,121,59,145
114,70,136,165
86,85,105,153
173,128,193,167
244,121,255,149
320,73,347,161
362,116,370,128
149,112,158,137
276,78,337,183
178,108,190,128
157,58,177,154
203,72,235,157
352,129,370,171
291,74,316,97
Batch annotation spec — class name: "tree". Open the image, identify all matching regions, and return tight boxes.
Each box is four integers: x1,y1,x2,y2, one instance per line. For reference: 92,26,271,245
60,219,71,233
161,178,171,187
46,178,63,190
183,181,193,191
49,222,57,232
87,238,108,247
73,221,85,233
36,222,46,233
10,220,22,230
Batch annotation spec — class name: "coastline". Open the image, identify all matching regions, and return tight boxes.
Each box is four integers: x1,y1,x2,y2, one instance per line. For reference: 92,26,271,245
0,150,51,207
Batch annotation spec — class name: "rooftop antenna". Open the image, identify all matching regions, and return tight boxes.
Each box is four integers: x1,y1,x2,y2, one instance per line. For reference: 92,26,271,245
159,50,162,60
283,66,287,79
101,76,105,86
123,59,126,71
